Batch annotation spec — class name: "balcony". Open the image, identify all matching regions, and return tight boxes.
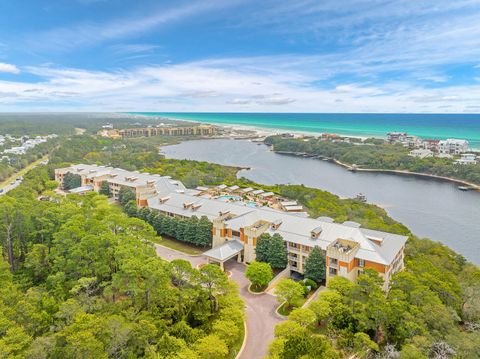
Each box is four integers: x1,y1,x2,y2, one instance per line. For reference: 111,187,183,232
288,255,299,262
326,239,359,263
288,245,301,253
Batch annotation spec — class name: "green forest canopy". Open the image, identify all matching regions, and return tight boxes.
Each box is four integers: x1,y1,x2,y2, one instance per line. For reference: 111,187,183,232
0,165,244,358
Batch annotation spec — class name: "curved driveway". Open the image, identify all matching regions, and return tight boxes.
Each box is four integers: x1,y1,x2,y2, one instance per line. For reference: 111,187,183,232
154,244,283,359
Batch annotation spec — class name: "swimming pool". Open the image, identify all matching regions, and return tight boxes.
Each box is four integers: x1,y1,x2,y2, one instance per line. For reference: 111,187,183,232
217,195,257,207
218,195,242,201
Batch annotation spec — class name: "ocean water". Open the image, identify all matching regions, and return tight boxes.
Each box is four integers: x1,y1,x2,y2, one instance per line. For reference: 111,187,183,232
130,112,480,148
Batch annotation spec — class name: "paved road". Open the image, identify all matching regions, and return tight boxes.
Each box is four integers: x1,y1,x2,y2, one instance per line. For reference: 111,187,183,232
0,178,22,195
154,243,283,359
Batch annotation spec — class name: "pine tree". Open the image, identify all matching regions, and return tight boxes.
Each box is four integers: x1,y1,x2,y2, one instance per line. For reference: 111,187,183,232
63,172,81,190
185,216,199,245
118,187,136,206
255,233,288,269
99,181,110,197
304,246,326,282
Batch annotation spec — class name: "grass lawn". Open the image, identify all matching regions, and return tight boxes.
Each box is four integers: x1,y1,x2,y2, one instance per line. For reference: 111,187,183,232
153,236,205,255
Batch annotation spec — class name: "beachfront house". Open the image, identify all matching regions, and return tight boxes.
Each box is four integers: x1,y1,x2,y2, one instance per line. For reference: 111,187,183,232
55,164,408,290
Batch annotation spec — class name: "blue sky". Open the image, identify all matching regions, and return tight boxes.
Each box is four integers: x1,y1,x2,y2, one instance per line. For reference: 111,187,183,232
1,0,480,112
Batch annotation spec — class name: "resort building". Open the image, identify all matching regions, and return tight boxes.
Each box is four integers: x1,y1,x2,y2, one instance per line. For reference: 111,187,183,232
438,139,469,155
97,124,216,139
55,164,408,289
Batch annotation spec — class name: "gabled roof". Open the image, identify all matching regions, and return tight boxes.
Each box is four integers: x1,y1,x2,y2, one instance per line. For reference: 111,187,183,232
203,240,244,261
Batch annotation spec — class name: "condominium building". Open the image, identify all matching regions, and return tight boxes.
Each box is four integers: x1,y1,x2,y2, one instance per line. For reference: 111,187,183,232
55,164,407,289
438,139,469,154
97,124,216,139
55,164,186,206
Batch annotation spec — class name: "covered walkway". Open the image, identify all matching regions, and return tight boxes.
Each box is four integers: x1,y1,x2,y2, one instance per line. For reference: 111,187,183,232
203,240,244,270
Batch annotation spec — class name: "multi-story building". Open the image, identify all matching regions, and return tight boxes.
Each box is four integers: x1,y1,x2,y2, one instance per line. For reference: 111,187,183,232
55,164,407,289
55,164,186,206
97,124,216,139
438,139,469,154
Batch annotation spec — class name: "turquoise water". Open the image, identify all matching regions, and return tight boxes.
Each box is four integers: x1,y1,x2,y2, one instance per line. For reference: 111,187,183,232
218,195,242,201
217,195,257,207
130,112,480,148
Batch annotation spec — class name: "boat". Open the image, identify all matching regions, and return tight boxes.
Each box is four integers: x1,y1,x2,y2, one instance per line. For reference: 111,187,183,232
458,186,472,191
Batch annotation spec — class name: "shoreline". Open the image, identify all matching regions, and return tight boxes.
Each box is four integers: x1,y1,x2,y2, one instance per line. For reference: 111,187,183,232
124,112,480,150
274,150,480,191
127,113,480,189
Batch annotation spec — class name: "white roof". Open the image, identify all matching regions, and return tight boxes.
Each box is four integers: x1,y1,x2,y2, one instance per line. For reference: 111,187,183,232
259,191,274,197
203,240,244,261
284,205,303,211
59,164,186,195
69,185,94,193
252,189,264,195
281,201,298,206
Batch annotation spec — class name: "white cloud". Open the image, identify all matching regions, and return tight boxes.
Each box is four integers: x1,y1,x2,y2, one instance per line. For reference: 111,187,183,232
26,1,239,51
1,60,480,113
0,62,20,74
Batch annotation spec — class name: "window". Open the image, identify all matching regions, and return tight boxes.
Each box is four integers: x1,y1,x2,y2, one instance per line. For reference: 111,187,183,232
329,268,337,276
358,259,365,267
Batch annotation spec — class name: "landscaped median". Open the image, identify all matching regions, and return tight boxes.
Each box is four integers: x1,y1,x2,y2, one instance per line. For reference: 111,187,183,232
245,261,273,294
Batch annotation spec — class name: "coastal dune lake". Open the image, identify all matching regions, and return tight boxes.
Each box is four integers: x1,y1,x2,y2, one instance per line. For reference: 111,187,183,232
162,139,480,264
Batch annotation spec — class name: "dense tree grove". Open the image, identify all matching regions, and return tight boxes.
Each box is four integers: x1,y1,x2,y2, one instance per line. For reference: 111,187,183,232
131,206,213,248
265,135,480,185
0,166,244,358
269,262,480,358
256,233,289,269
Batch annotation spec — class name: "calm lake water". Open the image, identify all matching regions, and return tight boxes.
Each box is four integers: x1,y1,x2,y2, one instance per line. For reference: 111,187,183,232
162,139,480,264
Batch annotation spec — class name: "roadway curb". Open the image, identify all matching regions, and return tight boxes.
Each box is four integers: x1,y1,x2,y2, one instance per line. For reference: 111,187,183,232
235,319,248,359
247,284,266,295
274,301,289,320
